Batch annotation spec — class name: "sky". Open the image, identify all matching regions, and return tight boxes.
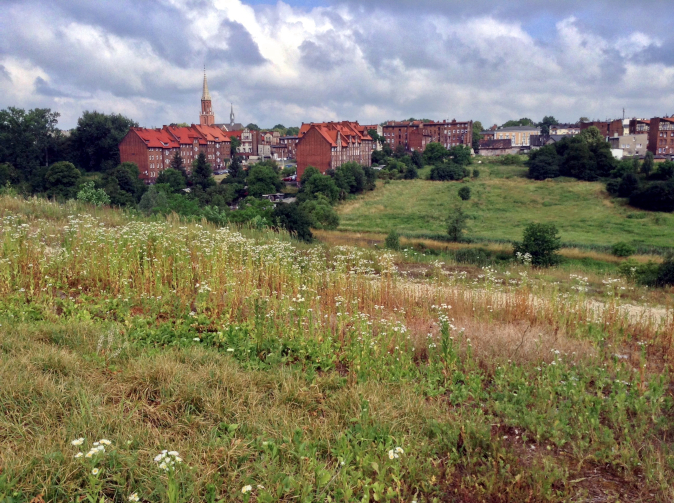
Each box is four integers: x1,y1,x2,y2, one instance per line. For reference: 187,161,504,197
1,0,674,130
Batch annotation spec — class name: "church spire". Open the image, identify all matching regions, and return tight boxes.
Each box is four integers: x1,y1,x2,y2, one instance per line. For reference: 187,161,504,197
202,66,211,101
230,103,235,125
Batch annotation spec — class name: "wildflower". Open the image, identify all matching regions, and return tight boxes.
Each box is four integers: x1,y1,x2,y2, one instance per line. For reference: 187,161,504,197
71,437,85,446
99,439,112,445
227,348,234,352
241,485,252,494
128,493,140,502
91,468,100,475
257,485,265,489
74,452,83,458
388,449,399,459
395,447,404,454
193,337,200,342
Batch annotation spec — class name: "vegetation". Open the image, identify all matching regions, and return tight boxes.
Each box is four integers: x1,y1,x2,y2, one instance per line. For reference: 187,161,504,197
458,185,471,201
336,163,674,248
513,223,562,267
446,205,468,242
1,196,674,502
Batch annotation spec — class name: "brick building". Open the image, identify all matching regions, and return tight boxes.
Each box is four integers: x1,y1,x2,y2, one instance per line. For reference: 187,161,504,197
493,125,540,148
296,121,373,179
278,136,299,160
580,120,624,138
647,117,674,156
362,124,383,151
382,119,472,152
629,119,651,135
478,139,515,157
119,124,231,183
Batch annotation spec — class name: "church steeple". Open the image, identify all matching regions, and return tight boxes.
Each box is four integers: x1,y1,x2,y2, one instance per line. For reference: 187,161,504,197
230,103,235,126
200,66,214,126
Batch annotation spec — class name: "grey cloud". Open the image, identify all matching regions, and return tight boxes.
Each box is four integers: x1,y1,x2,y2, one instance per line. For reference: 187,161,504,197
212,20,266,66
34,77,74,97
0,65,10,82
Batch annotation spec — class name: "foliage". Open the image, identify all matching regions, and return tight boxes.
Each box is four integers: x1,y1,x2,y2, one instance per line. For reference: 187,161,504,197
411,150,423,169
617,173,639,198
156,168,187,193
245,123,260,131
102,162,146,206
472,121,483,152
77,181,111,207
501,118,535,128
138,185,169,215
629,180,674,212
190,152,215,191
70,110,138,171
650,161,674,181
429,162,469,181
526,145,560,180
611,242,636,258
300,195,339,230
642,152,654,176
458,185,471,201
403,165,418,180
298,170,340,204
247,163,282,198
0,162,20,186
448,145,472,167
472,168,480,179
577,126,604,145
384,229,400,250
44,161,81,199
334,162,365,195
272,202,313,242
538,116,559,136
446,205,469,242
513,223,561,267
499,154,524,166
169,152,186,175
422,143,448,165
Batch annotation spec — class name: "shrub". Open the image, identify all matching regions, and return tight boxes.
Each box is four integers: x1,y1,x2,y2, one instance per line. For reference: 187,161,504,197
403,165,418,180
618,259,661,286
611,242,636,257
500,154,523,165
605,179,620,196
77,181,111,207
656,256,674,287
458,186,471,201
447,205,468,242
618,173,639,198
513,223,561,267
429,162,468,181
629,181,674,212
526,145,560,180
472,168,480,179
273,202,313,242
385,230,400,250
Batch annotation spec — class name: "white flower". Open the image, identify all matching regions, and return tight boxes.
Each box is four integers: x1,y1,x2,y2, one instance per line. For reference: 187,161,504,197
74,452,83,458
241,485,252,494
388,449,399,459
91,468,100,475
257,485,264,489
227,348,234,352
395,447,404,454
99,439,112,445
193,338,200,342
71,438,85,446
96,445,105,452
93,442,100,446
159,462,168,471
168,451,179,456
128,493,140,502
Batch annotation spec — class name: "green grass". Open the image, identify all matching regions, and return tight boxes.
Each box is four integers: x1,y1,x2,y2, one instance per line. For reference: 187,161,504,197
338,165,674,248
2,195,674,502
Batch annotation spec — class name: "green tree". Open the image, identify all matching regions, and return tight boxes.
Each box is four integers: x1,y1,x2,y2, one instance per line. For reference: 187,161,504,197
458,185,471,200
334,162,365,195
527,145,560,179
70,111,137,171
429,162,468,181
393,144,407,159
103,162,146,206
385,230,400,250
156,168,187,193
411,150,423,169
423,142,448,165
245,123,260,131
0,163,20,186
501,118,535,128
286,127,300,136
247,163,282,198
446,205,468,242
448,145,472,166
642,151,654,176
273,202,313,242
138,185,169,214
300,194,339,230
579,117,590,123
560,138,595,180
77,181,110,206
472,121,483,152
403,165,418,180
578,126,604,145
44,161,81,199
0,107,60,186
514,223,562,267
169,152,186,175
539,116,559,136
191,152,215,190
298,171,340,204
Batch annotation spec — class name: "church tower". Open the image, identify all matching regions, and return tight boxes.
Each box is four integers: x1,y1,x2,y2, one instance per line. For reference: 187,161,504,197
230,103,235,128
200,68,215,126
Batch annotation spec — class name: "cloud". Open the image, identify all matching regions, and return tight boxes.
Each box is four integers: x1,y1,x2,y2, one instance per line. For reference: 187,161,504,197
1,0,674,129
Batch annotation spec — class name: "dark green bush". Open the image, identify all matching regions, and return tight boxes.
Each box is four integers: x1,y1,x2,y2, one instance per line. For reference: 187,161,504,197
611,242,636,257
385,230,400,250
429,162,468,181
458,186,471,201
513,223,561,267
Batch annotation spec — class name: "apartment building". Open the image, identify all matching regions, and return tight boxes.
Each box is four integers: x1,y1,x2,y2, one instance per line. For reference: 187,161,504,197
493,126,540,147
382,119,472,152
647,117,674,156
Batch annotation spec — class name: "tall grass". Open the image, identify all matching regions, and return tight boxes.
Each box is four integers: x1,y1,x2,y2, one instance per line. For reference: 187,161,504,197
1,195,674,502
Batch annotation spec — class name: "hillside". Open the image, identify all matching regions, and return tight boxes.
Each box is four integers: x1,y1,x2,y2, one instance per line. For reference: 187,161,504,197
337,164,674,248
1,195,674,502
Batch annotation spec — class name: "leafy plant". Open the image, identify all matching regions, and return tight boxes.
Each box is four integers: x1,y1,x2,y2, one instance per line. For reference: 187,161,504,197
385,229,400,250
611,242,636,257
513,223,561,267
458,186,471,201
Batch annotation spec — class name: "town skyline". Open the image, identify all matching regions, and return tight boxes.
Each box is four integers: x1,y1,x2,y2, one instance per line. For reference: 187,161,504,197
2,0,674,129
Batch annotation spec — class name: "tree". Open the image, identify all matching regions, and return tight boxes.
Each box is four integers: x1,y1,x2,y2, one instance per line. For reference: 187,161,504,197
393,144,407,159
247,163,282,198
472,121,483,152
77,181,110,206
191,152,215,191
403,165,418,179
301,166,322,184
448,145,472,166
411,150,423,169
70,111,137,171
169,152,186,175
514,223,562,267
579,117,590,124
156,168,187,193
502,118,535,128
273,202,313,242
138,185,169,214
629,181,674,212
334,162,365,195
245,123,260,131
44,161,81,199
642,151,654,176
618,173,639,197
102,162,146,206
286,127,300,136
560,137,595,180
0,163,20,186
423,142,448,165
0,107,60,186
272,124,286,131
527,145,560,180
429,162,468,181
458,185,471,200
446,205,468,242
385,230,400,250
300,194,339,230
578,126,604,146
298,171,340,204
539,116,559,136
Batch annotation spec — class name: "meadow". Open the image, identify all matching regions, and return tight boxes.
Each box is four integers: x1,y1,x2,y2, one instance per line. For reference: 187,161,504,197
1,195,674,502
338,162,674,249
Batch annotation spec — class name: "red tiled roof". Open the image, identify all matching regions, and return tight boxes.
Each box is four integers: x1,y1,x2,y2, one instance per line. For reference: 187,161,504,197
193,124,231,142
132,127,180,148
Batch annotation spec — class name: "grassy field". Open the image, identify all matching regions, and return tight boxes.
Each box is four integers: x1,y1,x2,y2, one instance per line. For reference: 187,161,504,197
338,163,674,248
2,195,674,502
